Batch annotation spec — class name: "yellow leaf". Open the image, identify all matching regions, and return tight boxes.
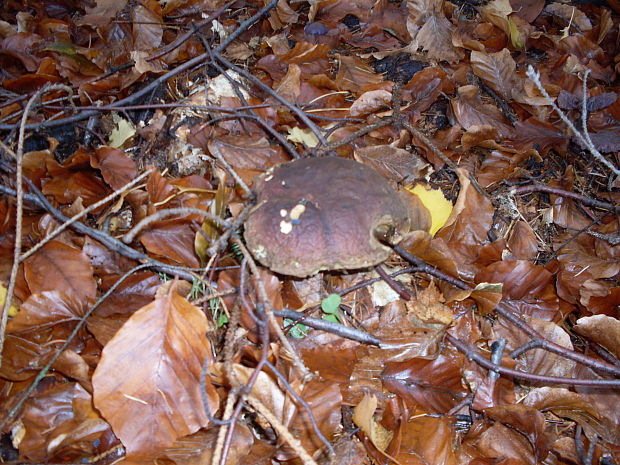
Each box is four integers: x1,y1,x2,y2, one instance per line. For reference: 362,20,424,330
406,184,453,236
286,127,319,148
508,17,524,49
0,284,19,316
352,394,393,452
108,114,136,148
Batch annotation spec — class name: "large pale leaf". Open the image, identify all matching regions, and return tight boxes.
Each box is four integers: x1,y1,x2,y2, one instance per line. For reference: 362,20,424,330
92,287,218,457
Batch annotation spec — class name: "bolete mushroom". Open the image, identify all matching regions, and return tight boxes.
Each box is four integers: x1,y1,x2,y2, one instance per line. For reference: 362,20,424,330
244,156,411,277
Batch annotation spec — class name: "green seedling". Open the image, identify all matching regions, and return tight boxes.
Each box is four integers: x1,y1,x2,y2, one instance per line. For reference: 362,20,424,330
321,293,342,323
284,318,309,338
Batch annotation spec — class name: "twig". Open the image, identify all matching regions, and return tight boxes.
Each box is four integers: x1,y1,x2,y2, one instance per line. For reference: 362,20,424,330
208,144,253,197
20,169,152,261
274,309,382,346
246,394,318,465
213,52,328,149
525,66,620,177
0,84,72,369
391,244,620,378
0,0,279,132
122,207,232,244
510,184,620,212
147,0,238,61
446,334,620,387
232,237,311,379
0,181,199,281
374,264,412,300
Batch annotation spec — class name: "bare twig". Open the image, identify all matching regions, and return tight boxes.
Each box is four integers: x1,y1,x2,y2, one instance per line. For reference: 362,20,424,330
0,0,279,132
0,84,73,369
446,334,620,387
525,66,620,177
391,244,620,379
122,207,231,244
20,169,152,261
274,309,382,346
246,394,318,465
510,184,620,212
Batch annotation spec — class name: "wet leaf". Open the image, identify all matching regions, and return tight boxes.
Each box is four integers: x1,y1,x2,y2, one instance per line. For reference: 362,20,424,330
92,286,219,457
23,241,96,305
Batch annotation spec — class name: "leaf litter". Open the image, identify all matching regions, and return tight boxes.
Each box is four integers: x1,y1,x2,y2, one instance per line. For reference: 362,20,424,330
0,0,619,463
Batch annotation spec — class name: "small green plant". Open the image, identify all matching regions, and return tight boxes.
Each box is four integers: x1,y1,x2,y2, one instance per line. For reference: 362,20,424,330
321,293,341,323
284,318,309,338
189,278,208,300
209,298,228,328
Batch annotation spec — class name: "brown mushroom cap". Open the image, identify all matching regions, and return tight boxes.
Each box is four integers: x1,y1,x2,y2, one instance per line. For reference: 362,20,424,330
244,156,411,277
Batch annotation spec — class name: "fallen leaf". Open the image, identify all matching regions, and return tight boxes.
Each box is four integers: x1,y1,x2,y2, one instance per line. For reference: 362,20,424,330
92,286,219,457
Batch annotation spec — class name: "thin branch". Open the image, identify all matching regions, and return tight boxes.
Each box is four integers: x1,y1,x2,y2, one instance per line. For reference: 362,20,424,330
20,169,152,261
246,394,318,465
274,309,381,346
510,184,620,212
232,236,311,379
213,52,328,149
122,207,231,244
0,180,199,281
391,244,620,378
525,66,620,177
446,334,620,387
0,0,279,132
0,84,73,369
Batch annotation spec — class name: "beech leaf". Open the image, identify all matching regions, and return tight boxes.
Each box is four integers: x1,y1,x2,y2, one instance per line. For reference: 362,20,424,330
92,287,219,457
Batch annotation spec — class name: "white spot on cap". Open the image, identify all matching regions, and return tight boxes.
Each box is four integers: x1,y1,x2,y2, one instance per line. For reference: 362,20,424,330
289,204,306,220
280,209,287,217
280,221,293,234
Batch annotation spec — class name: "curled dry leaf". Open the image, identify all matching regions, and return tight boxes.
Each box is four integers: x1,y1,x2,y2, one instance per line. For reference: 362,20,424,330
574,314,620,360
349,89,392,116
354,145,430,182
18,382,112,461
352,394,393,453
523,387,620,445
382,353,467,414
92,286,218,457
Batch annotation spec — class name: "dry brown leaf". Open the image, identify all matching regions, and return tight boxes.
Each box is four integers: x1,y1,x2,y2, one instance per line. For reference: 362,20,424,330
90,147,138,191
349,89,392,116
19,382,112,461
335,54,383,92
470,49,518,101
382,353,467,414
92,287,218,457
406,281,453,325
23,241,97,305
574,315,620,360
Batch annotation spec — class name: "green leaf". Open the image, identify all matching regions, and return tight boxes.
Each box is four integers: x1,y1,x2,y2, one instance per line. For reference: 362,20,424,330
322,314,340,323
217,312,228,328
321,294,341,314
284,318,309,338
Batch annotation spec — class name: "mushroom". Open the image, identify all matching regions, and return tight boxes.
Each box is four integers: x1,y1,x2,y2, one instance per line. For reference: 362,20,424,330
244,156,411,277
